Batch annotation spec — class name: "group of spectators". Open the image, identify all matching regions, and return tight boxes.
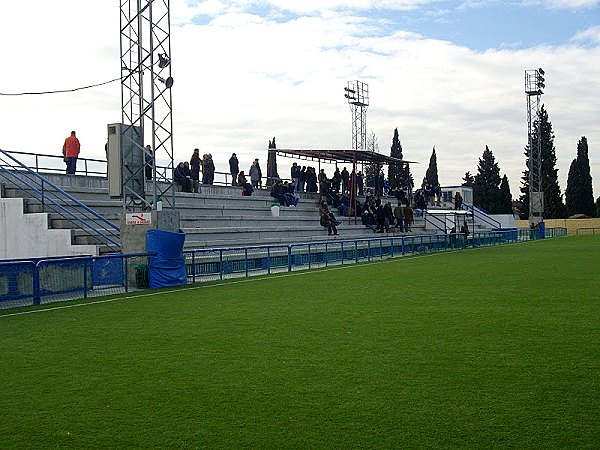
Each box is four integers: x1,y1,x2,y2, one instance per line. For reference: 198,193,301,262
359,196,414,233
173,150,264,195
174,149,216,193
270,180,300,207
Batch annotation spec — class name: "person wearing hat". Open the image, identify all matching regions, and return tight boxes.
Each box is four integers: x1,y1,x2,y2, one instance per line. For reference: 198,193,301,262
229,153,239,186
249,158,262,189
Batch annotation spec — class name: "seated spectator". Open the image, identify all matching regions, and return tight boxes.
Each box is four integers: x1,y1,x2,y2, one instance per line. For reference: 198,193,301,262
319,199,339,236
238,171,253,196
283,181,300,207
361,198,377,231
174,161,192,192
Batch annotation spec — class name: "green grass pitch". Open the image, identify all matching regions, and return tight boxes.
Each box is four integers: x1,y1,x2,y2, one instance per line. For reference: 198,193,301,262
1,236,599,448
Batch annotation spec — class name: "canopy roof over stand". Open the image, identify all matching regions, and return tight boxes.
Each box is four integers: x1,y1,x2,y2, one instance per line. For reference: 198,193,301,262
275,148,418,166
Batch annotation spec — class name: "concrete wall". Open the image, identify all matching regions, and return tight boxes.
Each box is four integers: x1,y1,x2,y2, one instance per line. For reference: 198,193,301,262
0,197,97,259
516,218,600,235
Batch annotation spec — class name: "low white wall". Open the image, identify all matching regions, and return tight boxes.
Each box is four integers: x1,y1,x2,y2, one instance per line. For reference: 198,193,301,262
0,197,97,259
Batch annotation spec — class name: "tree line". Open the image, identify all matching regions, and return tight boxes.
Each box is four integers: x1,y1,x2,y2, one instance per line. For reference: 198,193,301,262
379,105,597,218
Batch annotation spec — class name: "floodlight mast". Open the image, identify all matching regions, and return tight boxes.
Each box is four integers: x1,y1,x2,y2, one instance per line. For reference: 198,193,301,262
120,0,175,211
525,68,545,223
344,81,369,150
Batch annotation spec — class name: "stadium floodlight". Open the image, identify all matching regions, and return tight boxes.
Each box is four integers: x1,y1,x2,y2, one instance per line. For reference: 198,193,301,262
158,53,171,68
538,68,545,75
158,76,174,89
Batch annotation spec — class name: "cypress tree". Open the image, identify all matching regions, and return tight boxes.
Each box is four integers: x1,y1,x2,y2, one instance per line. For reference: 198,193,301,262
519,105,566,219
473,146,501,213
425,147,439,186
498,174,513,215
388,128,413,191
565,137,595,217
388,128,403,190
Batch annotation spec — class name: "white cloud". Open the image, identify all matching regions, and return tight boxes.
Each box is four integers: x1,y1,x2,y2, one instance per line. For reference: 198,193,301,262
521,0,600,9
571,25,600,43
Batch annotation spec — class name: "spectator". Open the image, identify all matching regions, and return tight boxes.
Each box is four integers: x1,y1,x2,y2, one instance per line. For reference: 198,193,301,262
454,191,463,210
434,183,442,206
460,221,469,247
375,203,386,233
174,161,192,192
449,226,457,248
62,130,80,175
340,167,349,194
356,171,364,196
383,201,394,231
319,199,339,236
144,144,154,181
298,166,307,193
403,204,414,232
249,158,262,189
204,153,215,185
229,153,239,186
318,169,327,189
332,168,341,193
306,167,318,193
190,148,201,193
291,162,300,191
238,171,253,196
394,203,404,231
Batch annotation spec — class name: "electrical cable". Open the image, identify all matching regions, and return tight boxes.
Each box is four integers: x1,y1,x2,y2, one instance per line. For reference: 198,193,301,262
0,76,123,96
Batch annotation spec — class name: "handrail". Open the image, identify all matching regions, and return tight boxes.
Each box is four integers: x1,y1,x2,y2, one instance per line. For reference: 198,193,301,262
0,149,121,252
423,211,447,234
0,149,107,177
0,149,288,188
461,202,501,230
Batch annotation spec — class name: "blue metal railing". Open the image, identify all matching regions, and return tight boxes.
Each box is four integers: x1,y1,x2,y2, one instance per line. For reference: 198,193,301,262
0,229,568,309
0,149,121,252
0,253,150,308
183,228,567,284
461,202,502,230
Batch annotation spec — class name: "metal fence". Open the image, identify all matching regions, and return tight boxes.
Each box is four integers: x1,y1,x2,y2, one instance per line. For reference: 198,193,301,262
576,227,600,235
0,228,568,310
184,228,566,283
0,253,149,309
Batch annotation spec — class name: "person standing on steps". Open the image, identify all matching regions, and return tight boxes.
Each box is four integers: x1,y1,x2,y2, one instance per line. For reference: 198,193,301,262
229,153,239,186
62,130,80,175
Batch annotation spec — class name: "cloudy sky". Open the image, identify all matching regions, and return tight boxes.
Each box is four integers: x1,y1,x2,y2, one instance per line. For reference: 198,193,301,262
1,0,599,199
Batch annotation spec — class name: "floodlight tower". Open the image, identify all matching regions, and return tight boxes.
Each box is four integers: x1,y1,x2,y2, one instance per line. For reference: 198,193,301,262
525,68,545,223
120,0,175,211
344,81,369,150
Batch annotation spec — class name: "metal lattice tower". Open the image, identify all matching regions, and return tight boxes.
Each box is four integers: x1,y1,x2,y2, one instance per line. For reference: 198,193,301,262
344,81,369,150
525,68,545,222
120,0,175,211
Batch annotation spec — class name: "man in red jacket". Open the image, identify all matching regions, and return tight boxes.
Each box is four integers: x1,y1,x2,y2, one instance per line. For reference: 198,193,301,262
62,130,80,175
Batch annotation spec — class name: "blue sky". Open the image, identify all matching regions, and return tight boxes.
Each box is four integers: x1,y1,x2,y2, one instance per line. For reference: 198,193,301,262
401,3,598,49
1,0,599,199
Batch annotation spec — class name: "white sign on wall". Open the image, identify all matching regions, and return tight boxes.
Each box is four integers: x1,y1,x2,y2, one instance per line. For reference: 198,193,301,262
125,213,152,225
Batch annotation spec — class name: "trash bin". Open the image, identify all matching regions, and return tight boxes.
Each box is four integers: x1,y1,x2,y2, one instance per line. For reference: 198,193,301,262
134,264,149,289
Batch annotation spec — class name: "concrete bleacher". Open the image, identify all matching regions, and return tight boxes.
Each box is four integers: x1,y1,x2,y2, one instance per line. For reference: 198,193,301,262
1,173,430,256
